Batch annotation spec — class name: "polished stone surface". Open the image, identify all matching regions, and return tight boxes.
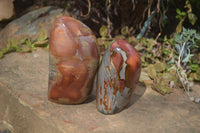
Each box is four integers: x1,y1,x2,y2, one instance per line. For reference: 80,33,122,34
49,16,99,104
95,39,141,114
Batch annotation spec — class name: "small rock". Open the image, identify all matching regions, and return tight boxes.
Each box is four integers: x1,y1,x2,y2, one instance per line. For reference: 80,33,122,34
189,96,195,101
0,0,14,21
195,98,200,103
0,6,69,49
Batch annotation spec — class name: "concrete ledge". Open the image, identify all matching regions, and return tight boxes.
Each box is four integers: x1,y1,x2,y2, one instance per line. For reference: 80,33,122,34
0,48,200,133
0,83,62,133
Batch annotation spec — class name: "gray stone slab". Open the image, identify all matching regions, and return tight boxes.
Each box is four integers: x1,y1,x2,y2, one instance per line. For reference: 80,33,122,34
0,49,200,133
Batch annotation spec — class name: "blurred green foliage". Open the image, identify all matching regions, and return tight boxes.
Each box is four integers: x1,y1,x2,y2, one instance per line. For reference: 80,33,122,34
98,24,200,95
0,29,48,59
175,0,198,33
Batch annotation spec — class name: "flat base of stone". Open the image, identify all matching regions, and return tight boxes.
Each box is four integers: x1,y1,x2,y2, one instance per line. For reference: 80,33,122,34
0,48,200,133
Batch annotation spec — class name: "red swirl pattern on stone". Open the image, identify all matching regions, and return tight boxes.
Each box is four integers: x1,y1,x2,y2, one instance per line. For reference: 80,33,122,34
48,16,99,104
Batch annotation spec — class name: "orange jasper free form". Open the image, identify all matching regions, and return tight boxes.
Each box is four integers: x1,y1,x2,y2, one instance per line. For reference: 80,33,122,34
48,16,99,104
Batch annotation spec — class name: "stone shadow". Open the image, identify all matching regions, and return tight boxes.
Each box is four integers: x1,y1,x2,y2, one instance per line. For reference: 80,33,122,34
83,94,96,104
126,83,147,109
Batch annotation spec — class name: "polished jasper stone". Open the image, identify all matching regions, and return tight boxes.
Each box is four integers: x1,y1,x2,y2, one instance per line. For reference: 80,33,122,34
48,16,99,104
95,39,141,114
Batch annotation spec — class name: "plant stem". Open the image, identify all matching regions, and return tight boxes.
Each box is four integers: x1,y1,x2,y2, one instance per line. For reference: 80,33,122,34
177,42,186,68
81,0,91,17
107,0,112,38
176,42,192,99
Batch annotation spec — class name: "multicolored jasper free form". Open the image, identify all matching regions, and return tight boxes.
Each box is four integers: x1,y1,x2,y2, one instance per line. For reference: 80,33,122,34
95,39,141,114
48,16,99,104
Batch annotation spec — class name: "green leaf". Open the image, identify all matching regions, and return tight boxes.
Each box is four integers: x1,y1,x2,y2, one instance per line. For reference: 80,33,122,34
161,86,171,94
11,45,21,52
188,13,198,25
181,11,186,16
121,26,129,35
99,25,108,37
190,73,200,81
20,38,28,44
148,64,157,79
176,20,183,33
103,41,110,49
97,38,104,46
25,39,36,50
0,52,3,58
105,0,109,6
163,35,167,42
174,34,181,43
1,48,8,54
195,34,200,40
190,64,199,71
37,29,48,42
167,58,175,64
190,29,196,35
7,38,18,49
154,62,166,72
10,38,18,46
21,45,31,52
162,72,178,82
15,46,21,52
168,65,176,71
143,80,153,87
182,27,187,33
176,8,181,15
25,40,32,47
139,70,151,82
163,48,171,55
6,43,11,50
127,36,137,45
182,54,193,63
147,53,152,58
46,44,49,49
